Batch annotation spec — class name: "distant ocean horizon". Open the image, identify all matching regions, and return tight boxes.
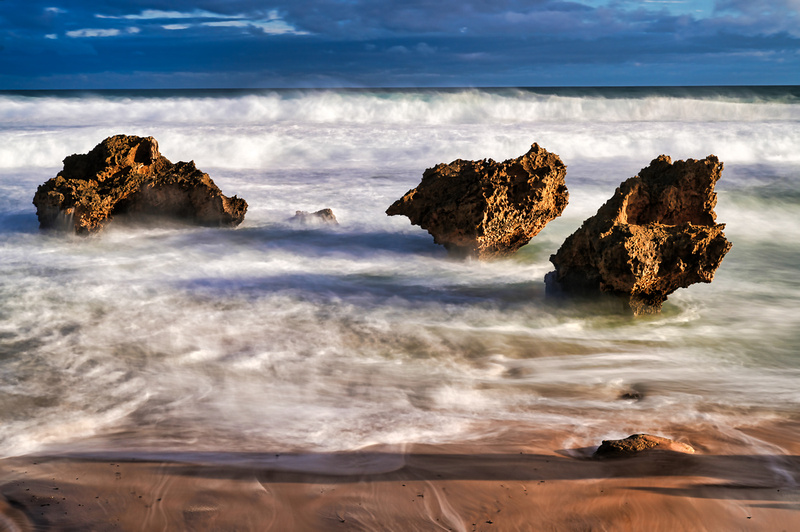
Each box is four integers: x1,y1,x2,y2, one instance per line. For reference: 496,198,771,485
0,85,798,459
2,84,799,98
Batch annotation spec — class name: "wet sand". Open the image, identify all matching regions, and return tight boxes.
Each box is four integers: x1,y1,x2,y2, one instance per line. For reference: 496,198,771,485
1,422,799,531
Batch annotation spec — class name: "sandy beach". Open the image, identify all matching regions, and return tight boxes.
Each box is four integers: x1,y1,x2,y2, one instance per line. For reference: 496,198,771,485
2,420,798,531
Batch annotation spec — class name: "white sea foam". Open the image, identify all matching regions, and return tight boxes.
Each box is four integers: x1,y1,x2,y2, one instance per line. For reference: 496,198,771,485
0,88,799,458
2,89,799,127
1,89,799,170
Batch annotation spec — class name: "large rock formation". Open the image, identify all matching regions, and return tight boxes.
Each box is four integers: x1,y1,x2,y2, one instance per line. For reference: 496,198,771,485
33,135,247,234
546,155,731,315
386,143,569,259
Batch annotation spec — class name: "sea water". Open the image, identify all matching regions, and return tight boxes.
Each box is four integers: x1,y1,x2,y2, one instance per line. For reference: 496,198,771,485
0,87,799,458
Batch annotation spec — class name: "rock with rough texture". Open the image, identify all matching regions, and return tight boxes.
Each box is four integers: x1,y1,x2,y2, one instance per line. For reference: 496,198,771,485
33,135,247,234
291,208,339,225
546,155,731,314
594,434,695,458
386,143,569,259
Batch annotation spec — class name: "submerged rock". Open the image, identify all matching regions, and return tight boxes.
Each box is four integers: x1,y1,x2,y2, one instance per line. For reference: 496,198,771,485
546,155,731,314
386,143,568,259
33,135,247,234
594,434,695,458
291,208,339,225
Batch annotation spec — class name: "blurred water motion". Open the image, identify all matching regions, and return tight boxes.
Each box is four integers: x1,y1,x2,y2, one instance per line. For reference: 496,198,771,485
0,87,799,458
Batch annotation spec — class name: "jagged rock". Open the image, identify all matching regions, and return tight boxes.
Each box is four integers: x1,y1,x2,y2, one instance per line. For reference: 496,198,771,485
594,434,695,458
291,208,339,225
33,135,247,234
546,155,731,314
386,143,569,259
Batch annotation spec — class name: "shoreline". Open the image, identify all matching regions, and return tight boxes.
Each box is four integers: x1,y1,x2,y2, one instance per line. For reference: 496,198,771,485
2,422,798,531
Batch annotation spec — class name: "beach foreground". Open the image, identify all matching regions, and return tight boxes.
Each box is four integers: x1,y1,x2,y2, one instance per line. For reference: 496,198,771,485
2,422,798,531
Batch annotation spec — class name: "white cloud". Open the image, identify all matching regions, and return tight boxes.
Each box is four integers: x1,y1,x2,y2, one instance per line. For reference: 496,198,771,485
45,7,67,15
44,34,58,39
66,28,121,38
66,27,140,38
203,20,249,28
256,20,307,34
97,9,244,21
202,18,307,35
94,8,307,35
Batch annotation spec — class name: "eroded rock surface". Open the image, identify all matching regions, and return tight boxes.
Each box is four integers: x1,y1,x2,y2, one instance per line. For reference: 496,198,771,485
33,135,247,234
547,155,731,314
386,143,569,259
594,434,695,458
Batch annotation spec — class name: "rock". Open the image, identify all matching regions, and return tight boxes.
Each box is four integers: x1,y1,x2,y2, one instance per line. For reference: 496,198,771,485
619,390,642,401
546,155,731,314
386,143,569,259
594,434,695,458
33,135,247,234
291,208,339,225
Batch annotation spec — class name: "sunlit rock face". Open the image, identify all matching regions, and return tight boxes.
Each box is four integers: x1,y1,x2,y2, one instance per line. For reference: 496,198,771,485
386,143,569,259
547,155,731,315
594,434,695,458
33,135,247,234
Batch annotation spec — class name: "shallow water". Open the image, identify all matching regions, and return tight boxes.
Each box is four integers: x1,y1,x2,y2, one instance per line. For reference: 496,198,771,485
1,87,799,459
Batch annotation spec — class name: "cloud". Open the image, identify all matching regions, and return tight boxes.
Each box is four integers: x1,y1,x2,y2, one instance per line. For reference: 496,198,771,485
713,0,800,36
201,17,307,35
66,27,140,38
91,6,307,35
65,28,121,38
415,42,436,54
203,21,251,28
1,0,799,88
96,9,246,21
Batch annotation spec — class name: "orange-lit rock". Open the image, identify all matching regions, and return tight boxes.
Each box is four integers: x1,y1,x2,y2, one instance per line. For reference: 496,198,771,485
547,155,731,314
594,434,695,458
33,135,247,234
387,143,568,259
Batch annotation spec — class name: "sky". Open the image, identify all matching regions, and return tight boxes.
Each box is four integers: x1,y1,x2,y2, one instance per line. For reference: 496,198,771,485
0,0,798,89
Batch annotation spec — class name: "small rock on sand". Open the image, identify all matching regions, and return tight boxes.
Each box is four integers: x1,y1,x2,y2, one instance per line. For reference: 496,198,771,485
594,434,695,458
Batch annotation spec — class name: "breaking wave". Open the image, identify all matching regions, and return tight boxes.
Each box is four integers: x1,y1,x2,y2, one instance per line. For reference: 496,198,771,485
1,87,799,170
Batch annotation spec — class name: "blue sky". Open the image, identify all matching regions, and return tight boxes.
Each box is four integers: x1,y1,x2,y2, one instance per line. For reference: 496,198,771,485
0,0,798,89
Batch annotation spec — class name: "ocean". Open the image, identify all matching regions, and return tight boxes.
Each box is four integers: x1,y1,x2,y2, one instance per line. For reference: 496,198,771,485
1,87,798,460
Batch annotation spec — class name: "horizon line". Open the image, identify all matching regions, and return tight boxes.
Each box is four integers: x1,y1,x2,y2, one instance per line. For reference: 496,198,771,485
2,84,799,94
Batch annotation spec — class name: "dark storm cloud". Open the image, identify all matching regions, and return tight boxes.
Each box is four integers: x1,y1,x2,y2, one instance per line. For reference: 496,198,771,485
0,0,798,88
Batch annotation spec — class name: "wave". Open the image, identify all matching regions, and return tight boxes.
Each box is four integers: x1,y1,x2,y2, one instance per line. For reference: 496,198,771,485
1,88,799,170
2,88,800,127
2,90,800,457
